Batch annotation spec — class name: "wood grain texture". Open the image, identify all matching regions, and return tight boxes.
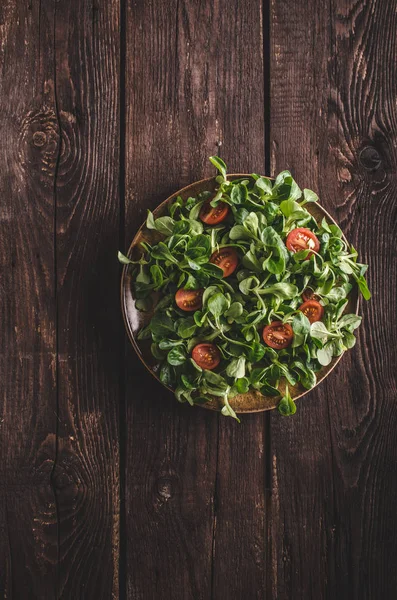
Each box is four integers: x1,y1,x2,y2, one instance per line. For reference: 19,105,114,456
123,1,272,597
325,1,397,598
51,0,121,598
210,2,269,599
0,0,396,597
0,1,58,597
123,1,219,598
270,1,397,599
269,2,337,598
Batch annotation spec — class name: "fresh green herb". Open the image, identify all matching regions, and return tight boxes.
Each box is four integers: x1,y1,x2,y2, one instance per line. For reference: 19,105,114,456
278,386,297,416
119,156,370,421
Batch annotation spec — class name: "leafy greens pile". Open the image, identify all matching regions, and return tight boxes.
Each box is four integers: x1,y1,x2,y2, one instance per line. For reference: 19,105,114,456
119,156,370,421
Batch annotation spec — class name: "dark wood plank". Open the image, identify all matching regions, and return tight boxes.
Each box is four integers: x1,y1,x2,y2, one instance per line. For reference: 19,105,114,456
0,1,58,597
269,2,338,598
51,1,121,597
210,2,269,598
325,1,397,598
124,1,270,598
123,2,220,598
270,1,340,600
270,1,397,599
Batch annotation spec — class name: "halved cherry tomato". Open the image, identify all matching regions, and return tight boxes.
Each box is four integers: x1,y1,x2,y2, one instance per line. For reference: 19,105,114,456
286,228,320,258
299,299,324,324
210,247,238,277
175,288,203,312
262,321,294,350
192,343,221,370
199,199,230,225
301,288,320,302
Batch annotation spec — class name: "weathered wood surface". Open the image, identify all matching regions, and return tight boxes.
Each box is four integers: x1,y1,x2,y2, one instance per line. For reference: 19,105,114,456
0,1,58,597
209,5,270,599
0,0,396,598
53,0,121,598
269,1,397,599
123,2,219,598
0,0,121,598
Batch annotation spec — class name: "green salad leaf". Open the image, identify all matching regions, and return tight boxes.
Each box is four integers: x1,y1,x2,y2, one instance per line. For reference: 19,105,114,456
119,156,370,421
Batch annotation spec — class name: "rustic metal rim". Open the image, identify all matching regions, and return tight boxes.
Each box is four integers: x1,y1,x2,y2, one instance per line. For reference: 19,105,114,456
120,174,359,413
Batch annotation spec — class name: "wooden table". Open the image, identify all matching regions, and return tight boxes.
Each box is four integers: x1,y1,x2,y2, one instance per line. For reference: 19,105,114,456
1,1,395,598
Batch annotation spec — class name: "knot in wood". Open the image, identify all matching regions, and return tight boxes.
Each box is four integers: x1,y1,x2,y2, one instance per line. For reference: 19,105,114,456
359,146,382,171
32,131,47,147
51,442,85,501
18,108,60,180
157,477,174,500
52,465,79,493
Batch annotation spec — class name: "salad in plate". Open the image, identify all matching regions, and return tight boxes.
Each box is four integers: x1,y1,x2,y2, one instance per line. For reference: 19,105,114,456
119,156,370,421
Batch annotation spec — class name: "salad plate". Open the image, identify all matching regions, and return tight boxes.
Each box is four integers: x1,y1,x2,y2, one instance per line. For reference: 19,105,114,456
120,158,369,419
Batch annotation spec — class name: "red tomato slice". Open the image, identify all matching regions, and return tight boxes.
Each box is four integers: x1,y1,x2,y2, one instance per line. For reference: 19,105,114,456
199,199,230,225
175,288,203,311
301,288,320,302
209,247,238,278
262,321,294,350
192,343,221,370
286,228,320,258
298,299,324,323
